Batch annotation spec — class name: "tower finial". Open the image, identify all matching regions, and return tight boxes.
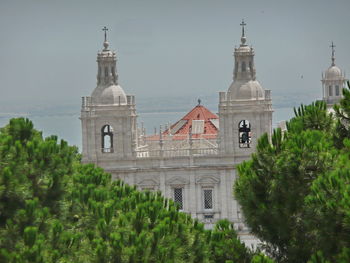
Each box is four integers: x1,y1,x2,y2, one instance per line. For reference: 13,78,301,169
240,19,246,37
102,26,108,42
330,41,336,66
102,26,109,50
240,19,247,46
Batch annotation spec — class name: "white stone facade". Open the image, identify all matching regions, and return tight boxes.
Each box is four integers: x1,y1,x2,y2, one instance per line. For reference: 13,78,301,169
80,23,272,246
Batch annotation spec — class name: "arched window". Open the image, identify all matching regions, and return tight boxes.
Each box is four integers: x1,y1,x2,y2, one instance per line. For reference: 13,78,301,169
101,125,113,153
329,85,333,96
104,67,108,77
239,120,251,148
242,62,246,72
249,61,252,72
335,85,340,96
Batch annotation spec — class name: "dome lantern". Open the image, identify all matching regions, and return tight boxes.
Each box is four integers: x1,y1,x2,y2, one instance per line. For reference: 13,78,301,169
91,27,128,105
228,20,264,100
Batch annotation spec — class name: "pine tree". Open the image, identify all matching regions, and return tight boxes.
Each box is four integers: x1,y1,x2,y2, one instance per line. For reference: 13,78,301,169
235,82,350,262
0,117,256,263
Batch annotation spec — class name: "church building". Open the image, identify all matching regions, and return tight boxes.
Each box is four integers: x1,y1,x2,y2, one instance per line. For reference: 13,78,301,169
80,22,273,246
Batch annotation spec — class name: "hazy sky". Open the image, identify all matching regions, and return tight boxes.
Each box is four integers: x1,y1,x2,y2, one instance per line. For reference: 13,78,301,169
1,0,349,107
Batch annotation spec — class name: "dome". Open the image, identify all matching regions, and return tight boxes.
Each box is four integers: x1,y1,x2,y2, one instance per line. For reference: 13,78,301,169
100,84,127,105
228,80,264,100
325,66,342,80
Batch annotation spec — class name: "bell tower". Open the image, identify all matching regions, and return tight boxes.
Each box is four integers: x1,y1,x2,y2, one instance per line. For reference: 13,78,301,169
321,42,346,106
218,20,273,160
80,27,137,163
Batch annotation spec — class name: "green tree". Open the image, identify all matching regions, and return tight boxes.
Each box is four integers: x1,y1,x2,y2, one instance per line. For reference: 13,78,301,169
208,219,251,263
0,117,256,263
333,81,350,148
235,83,350,262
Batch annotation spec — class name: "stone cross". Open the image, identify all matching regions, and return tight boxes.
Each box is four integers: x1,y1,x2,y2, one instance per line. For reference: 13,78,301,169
240,19,246,37
102,26,108,42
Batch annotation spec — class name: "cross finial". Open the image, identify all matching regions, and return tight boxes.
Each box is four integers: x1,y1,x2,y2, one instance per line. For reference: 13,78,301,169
240,19,246,37
330,41,336,66
102,26,108,42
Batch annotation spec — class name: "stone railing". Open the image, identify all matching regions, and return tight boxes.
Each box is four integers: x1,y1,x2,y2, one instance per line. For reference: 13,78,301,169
135,147,218,158
81,95,135,109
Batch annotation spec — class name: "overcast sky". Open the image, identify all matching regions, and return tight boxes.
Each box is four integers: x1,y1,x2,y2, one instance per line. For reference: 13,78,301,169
0,0,349,108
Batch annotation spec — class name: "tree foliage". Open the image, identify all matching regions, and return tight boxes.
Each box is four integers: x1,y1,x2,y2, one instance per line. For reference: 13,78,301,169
0,118,254,262
235,81,350,262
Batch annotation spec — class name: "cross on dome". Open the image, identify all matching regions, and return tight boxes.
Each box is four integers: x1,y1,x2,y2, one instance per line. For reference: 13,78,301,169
330,41,336,66
102,26,110,50
240,19,246,37
102,26,108,42
240,19,247,46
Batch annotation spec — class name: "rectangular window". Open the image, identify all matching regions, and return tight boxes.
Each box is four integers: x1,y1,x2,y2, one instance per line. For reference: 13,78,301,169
173,188,183,210
329,85,333,96
335,85,340,96
192,120,204,134
203,189,213,210
242,62,246,72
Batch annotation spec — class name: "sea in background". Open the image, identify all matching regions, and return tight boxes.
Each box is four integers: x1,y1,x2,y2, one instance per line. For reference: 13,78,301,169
0,92,319,151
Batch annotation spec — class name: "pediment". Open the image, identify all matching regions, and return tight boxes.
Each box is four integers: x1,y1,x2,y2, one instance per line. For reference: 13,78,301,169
166,176,189,186
196,176,220,185
137,178,159,187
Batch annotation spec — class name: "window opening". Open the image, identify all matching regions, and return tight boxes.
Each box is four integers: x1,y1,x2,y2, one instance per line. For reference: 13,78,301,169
173,188,183,210
335,85,340,96
98,66,101,83
101,125,113,153
239,120,251,148
329,85,333,96
242,61,246,72
203,189,213,210
234,62,238,78
192,120,204,134
104,67,108,77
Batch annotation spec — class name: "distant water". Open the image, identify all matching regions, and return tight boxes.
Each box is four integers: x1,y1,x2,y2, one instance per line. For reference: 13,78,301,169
0,106,296,151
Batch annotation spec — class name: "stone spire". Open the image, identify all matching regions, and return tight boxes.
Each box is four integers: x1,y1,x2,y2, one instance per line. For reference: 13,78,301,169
96,26,118,86
232,20,256,82
91,27,127,106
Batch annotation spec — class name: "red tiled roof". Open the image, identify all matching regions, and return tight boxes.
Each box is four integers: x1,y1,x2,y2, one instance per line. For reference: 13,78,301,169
147,104,219,141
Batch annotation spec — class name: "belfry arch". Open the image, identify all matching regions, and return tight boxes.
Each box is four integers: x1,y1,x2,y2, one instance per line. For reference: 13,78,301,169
101,124,114,153
238,120,251,148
